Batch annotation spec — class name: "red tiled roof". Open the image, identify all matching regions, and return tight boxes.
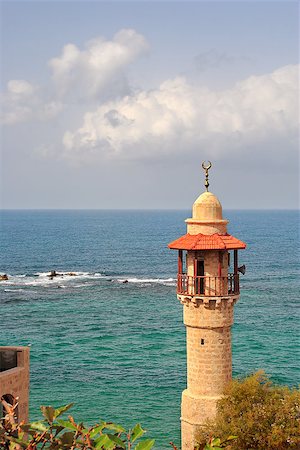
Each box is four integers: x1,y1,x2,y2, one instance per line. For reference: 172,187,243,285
168,233,246,250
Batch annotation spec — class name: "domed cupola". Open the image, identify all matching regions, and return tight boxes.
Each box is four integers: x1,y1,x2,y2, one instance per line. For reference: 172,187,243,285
185,162,229,235
192,191,223,221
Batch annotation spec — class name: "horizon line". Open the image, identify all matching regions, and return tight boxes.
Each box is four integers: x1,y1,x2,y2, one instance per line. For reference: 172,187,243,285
1,208,299,212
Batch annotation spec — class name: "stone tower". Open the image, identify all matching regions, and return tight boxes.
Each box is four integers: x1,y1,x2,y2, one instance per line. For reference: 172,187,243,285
168,163,246,450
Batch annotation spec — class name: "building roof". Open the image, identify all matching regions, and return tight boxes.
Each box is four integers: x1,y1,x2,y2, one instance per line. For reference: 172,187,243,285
168,233,246,250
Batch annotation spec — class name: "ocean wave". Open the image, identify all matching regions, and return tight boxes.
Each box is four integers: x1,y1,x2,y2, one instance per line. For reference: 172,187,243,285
72,284,91,288
0,272,176,288
0,271,105,285
34,271,104,279
4,288,26,292
116,277,176,286
1,274,57,287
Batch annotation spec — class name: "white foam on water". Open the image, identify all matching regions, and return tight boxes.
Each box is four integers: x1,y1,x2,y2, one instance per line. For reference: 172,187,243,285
4,288,25,292
1,273,67,287
0,272,175,288
73,284,90,288
117,277,176,286
34,271,105,280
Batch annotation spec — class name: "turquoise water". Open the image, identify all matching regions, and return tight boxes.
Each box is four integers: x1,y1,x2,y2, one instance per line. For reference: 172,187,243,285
0,210,299,448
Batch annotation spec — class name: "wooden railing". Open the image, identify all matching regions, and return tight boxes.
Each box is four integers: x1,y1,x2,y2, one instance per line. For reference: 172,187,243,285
177,273,239,297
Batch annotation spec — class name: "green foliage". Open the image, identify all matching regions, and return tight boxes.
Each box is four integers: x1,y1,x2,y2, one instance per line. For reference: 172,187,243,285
2,371,298,450
198,371,300,450
203,435,237,450
0,401,155,450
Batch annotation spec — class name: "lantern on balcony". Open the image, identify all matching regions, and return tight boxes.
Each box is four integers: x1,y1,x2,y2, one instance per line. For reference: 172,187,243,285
168,162,246,450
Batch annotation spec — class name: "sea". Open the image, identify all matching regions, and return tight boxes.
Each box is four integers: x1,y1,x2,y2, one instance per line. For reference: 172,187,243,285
0,209,299,448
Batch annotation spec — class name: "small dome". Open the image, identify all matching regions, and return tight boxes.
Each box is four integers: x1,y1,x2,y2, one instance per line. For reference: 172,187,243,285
192,191,223,221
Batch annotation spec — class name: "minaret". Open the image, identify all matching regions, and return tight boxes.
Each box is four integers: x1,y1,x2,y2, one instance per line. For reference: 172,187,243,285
168,162,246,450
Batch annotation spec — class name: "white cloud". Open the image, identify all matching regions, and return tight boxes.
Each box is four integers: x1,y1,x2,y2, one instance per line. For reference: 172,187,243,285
1,80,37,124
1,29,148,126
7,79,35,96
48,29,149,100
1,79,63,125
1,25,298,168
62,64,299,163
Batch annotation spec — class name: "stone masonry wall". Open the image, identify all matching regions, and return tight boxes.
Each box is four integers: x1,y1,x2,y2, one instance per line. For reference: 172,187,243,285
186,326,232,395
0,347,30,423
181,249,235,450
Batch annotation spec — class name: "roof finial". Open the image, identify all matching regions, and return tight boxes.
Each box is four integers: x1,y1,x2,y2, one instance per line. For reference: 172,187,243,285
202,161,212,192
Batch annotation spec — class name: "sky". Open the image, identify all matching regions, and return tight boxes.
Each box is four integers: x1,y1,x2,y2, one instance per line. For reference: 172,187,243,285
0,1,299,209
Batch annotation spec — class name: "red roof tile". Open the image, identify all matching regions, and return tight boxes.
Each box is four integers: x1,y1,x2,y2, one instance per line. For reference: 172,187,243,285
168,233,246,250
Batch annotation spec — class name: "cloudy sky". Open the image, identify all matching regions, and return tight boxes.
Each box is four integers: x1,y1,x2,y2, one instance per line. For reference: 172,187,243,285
1,1,299,209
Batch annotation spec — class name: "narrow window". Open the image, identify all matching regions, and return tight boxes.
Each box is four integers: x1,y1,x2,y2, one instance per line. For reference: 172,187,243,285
201,339,205,345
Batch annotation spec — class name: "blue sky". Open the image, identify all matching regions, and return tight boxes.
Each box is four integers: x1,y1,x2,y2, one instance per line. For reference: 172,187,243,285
1,1,299,209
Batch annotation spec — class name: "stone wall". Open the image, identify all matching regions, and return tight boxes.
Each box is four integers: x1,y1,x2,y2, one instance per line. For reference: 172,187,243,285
186,326,232,395
181,249,236,450
0,346,30,423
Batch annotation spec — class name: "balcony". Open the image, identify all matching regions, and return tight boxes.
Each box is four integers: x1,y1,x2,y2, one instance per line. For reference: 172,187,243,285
177,273,239,297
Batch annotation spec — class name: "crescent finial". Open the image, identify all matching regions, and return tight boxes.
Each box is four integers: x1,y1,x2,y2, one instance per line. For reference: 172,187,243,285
202,161,212,171
202,161,212,191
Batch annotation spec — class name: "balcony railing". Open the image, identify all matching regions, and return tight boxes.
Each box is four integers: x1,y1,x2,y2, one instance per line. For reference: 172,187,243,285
177,273,239,297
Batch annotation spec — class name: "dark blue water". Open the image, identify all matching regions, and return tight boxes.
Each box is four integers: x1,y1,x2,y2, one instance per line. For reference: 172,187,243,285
0,210,299,448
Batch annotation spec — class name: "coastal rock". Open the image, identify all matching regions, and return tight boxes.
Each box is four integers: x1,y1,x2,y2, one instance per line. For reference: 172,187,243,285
48,270,63,279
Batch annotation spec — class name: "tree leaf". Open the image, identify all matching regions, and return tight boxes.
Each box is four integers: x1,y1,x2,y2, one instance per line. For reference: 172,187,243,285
60,431,75,445
53,403,74,419
108,434,126,449
95,434,116,449
90,424,106,438
29,421,49,432
81,427,90,435
40,406,55,424
134,439,155,450
20,424,37,435
95,435,109,448
226,435,238,441
103,422,126,433
131,423,145,443
56,419,77,431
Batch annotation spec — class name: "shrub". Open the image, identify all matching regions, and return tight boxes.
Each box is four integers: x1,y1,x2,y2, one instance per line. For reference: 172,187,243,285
0,401,155,450
198,371,300,450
